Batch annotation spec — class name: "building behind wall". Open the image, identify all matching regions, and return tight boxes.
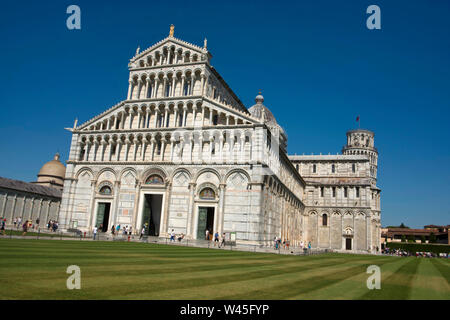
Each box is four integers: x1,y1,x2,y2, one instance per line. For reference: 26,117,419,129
0,153,65,227
58,26,382,253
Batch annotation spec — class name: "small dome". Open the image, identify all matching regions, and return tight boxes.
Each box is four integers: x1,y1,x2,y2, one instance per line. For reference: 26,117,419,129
255,94,264,104
38,153,66,180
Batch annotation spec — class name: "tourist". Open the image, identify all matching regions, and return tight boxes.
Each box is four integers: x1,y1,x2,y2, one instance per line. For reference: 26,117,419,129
22,220,28,236
220,232,226,248
36,218,40,229
139,226,145,240
116,224,120,235
177,233,185,242
308,241,312,251
123,225,128,235
111,225,115,236
93,226,98,240
170,229,175,242
213,231,220,246
205,229,209,241
1,218,6,235
13,217,17,229
128,226,132,235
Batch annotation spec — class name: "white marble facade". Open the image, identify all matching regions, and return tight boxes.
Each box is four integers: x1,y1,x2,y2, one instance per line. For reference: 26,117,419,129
59,27,381,252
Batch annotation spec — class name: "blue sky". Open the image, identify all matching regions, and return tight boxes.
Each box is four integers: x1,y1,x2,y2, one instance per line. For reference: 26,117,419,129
0,0,449,228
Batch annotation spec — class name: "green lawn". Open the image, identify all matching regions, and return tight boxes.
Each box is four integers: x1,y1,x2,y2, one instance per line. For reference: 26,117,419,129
0,239,448,300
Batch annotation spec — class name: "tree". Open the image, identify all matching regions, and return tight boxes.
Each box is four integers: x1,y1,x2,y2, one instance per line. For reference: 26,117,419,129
421,235,426,244
399,223,409,229
401,235,406,243
408,235,415,243
429,232,437,243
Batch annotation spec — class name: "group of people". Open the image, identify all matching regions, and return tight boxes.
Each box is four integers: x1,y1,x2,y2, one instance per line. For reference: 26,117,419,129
205,230,226,248
110,224,133,236
47,220,59,232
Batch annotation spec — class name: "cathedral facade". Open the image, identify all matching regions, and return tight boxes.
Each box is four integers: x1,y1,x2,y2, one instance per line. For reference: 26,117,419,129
59,27,381,252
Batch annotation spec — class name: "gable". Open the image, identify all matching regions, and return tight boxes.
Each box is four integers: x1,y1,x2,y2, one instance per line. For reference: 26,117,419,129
129,37,207,68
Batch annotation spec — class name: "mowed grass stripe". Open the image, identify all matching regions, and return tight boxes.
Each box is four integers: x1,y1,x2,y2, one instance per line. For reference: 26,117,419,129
289,256,409,300
360,258,420,300
1,255,345,299
430,258,450,286
409,259,450,300
210,256,393,300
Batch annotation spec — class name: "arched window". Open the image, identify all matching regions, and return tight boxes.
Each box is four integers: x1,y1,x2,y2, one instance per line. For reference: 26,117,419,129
331,164,335,173
145,174,164,185
313,164,316,173
99,186,112,195
352,163,356,173
199,188,215,200
322,214,328,226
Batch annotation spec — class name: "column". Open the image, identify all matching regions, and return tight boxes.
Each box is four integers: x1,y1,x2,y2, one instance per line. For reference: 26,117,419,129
1,194,8,218
174,108,179,127
44,200,52,225
37,199,43,226
171,76,176,97
217,184,226,234
182,106,187,127
180,75,185,96
209,136,214,162
29,198,35,222
186,182,196,238
127,81,133,100
201,106,205,126
137,79,143,99
201,74,206,96
144,78,150,98
164,107,169,127
150,138,156,161
129,111,133,129
154,109,159,128
163,77,168,97
209,108,213,125
170,138,175,161
192,105,198,126
141,140,147,161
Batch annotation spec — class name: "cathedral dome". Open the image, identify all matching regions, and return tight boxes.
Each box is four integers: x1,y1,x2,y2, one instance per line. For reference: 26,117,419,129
36,153,66,189
248,93,278,125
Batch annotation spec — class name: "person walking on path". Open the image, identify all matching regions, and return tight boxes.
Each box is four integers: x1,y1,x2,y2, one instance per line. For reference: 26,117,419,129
93,226,98,240
170,229,176,242
22,220,28,236
111,225,115,236
17,217,22,229
139,227,145,240
214,231,219,247
205,229,210,241
1,218,6,235
220,232,226,248
13,217,17,229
